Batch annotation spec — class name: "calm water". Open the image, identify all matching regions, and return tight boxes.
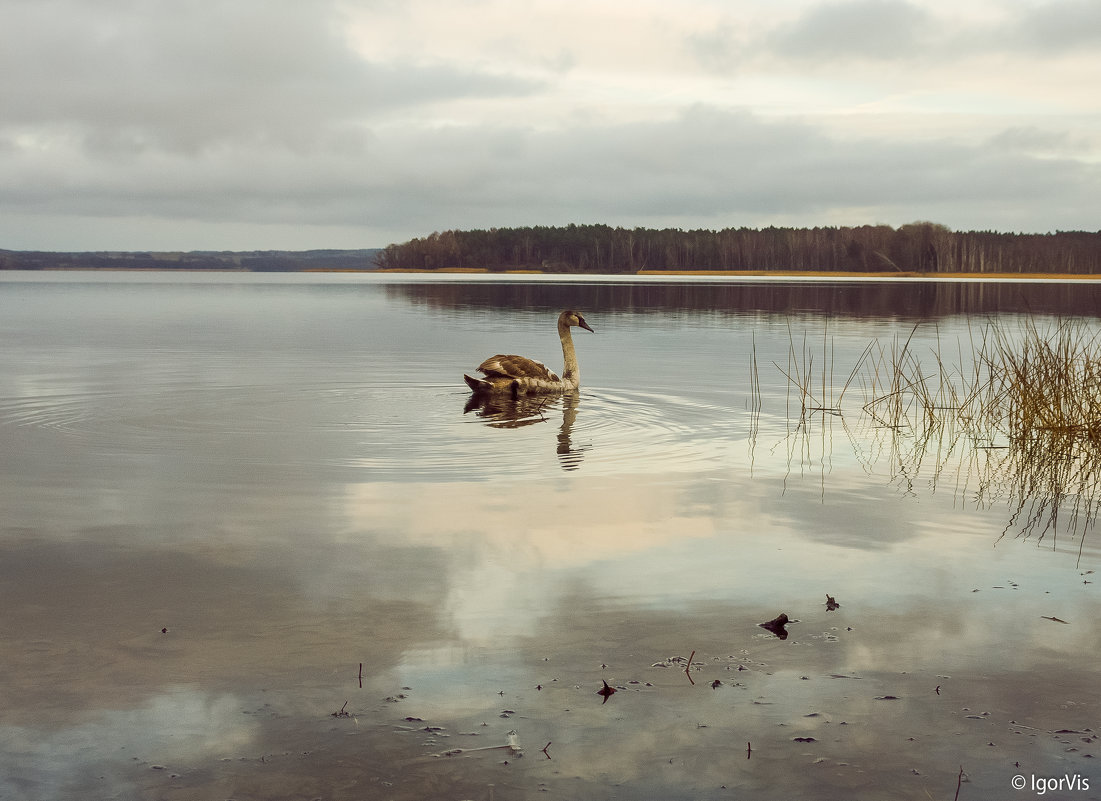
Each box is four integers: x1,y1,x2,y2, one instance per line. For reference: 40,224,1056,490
1,272,1099,800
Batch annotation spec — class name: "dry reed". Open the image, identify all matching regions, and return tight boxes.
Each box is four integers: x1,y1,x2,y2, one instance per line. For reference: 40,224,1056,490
769,318,1101,556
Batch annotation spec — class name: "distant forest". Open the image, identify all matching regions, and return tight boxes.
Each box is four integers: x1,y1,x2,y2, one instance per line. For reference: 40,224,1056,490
377,223,1101,275
0,249,381,271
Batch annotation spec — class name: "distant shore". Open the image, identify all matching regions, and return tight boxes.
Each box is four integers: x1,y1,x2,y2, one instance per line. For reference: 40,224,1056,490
370,268,1101,280
7,266,1101,280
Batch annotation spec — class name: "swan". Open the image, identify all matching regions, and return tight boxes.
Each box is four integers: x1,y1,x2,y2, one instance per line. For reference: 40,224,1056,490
464,310,594,396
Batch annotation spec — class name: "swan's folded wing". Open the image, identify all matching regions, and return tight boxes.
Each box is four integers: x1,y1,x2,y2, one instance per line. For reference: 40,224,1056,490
476,354,560,382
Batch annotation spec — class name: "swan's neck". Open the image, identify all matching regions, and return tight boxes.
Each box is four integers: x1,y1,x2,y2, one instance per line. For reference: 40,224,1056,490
558,320,579,384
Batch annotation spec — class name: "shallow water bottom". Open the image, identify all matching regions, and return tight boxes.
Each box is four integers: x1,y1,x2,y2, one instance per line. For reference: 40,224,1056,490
64,612,1099,801
5,504,1097,801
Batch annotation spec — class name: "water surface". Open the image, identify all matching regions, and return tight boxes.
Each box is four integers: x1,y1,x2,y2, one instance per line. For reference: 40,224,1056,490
1,272,1098,800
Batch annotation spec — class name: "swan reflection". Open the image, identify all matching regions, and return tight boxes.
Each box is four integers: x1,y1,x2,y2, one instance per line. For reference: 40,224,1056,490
463,390,588,471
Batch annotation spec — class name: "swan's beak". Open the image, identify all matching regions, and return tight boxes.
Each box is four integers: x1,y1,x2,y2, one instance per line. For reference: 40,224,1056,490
579,319,595,333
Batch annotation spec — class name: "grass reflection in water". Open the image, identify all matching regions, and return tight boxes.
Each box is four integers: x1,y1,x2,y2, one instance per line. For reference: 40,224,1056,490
767,318,1101,561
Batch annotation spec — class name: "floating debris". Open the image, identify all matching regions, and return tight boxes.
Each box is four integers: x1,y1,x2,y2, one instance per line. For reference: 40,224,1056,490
597,680,617,704
427,731,522,760
825,594,840,611
759,613,790,640
331,701,351,718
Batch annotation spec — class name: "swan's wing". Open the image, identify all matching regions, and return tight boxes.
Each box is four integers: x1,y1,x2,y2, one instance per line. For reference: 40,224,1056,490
476,354,560,382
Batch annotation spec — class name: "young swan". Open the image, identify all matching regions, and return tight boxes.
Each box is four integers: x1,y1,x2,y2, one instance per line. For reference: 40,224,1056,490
464,310,594,397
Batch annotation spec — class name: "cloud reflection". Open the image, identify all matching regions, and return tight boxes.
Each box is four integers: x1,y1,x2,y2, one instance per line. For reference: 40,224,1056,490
0,688,252,799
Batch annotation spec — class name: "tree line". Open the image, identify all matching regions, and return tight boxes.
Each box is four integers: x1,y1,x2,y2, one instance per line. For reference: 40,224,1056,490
0,249,381,271
376,223,1101,274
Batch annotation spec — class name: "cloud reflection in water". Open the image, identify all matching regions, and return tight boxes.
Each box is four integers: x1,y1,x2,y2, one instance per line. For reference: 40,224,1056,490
0,689,252,799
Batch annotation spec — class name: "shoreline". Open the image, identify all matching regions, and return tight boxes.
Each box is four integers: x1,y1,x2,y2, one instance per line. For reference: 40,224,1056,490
372,267,1101,280
7,267,1101,280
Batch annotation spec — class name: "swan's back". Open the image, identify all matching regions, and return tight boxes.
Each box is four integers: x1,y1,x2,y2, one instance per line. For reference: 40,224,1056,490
475,354,560,383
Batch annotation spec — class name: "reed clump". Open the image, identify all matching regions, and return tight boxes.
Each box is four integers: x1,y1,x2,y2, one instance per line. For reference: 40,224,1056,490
775,318,1101,552
985,318,1101,444
982,320,1101,549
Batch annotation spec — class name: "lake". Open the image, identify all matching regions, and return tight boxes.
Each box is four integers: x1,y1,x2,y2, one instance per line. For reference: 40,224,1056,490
1,272,1098,800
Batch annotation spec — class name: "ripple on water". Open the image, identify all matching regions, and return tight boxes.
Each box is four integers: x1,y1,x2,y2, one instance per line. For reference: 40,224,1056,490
0,384,374,473
0,392,109,435
573,387,752,474
350,385,756,480
0,387,292,438
0,382,759,481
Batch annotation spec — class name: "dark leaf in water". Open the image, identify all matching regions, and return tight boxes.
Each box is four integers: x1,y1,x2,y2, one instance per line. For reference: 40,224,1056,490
597,680,617,703
759,613,790,639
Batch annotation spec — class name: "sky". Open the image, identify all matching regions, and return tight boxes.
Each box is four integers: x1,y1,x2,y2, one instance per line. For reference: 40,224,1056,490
2,0,1099,252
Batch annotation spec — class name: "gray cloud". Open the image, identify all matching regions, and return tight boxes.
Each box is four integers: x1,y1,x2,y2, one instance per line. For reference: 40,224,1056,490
985,126,1077,155
700,0,1101,68
0,0,1098,248
2,103,1097,242
1007,0,1101,52
766,0,935,61
0,0,540,155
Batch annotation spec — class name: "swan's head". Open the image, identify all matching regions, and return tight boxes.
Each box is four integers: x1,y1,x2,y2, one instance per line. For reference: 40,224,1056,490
560,309,594,333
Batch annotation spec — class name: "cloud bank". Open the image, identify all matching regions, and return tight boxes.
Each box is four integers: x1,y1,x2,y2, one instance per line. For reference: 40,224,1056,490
0,0,1098,250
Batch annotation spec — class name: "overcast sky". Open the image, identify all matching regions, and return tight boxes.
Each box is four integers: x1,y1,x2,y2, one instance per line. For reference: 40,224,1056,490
2,0,1099,251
